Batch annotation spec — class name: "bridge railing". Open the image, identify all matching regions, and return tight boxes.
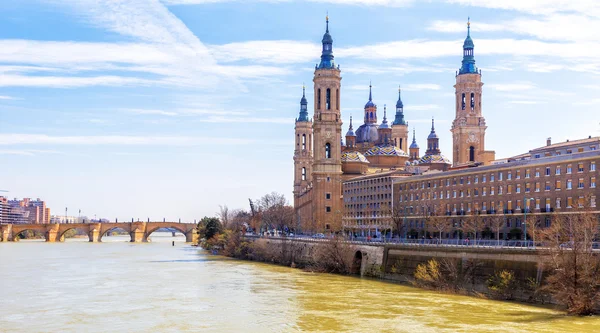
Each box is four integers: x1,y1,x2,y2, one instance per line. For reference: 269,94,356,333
244,234,599,250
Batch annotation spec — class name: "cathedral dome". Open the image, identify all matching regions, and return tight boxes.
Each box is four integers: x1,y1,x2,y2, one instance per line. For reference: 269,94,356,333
355,123,379,143
341,151,369,163
365,145,409,157
419,154,451,165
410,140,419,149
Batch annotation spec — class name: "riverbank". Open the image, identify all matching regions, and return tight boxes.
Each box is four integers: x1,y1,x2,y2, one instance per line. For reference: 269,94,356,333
200,233,600,315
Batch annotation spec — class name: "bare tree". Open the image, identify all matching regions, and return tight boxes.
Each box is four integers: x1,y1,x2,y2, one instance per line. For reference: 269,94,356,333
429,207,450,243
257,192,294,234
488,214,505,244
390,201,406,239
462,213,485,245
217,205,232,229
539,206,600,315
525,214,542,247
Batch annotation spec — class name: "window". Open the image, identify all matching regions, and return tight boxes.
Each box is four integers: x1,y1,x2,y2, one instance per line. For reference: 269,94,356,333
317,89,321,109
578,178,584,189
567,164,572,174
475,176,479,184
483,187,487,196
483,175,487,183
490,174,495,182
516,170,521,179
591,162,596,172
469,146,475,162
556,180,562,190
567,149,572,154
507,185,512,194
545,217,551,228
535,199,540,209
470,92,475,110
535,182,540,192
545,167,551,176
507,172,512,180
490,187,495,195
498,186,503,195
462,93,466,110
517,199,521,210
525,183,531,193
301,167,306,181
556,198,561,209
545,182,551,191
325,143,331,159
525,169,530,178
516,184,521,193
592,177,596,188
592,196,597,208
499,172,503,181
567,179,572,190
567,197,573,208
302,134,306,150
507,200,512,210
326,193,331,200
546,198,551,210
326,88,331,110
535,169,540,178
578,163,584,172
326,206,331,213
453,190,457,198
578,196,584,208
460,177,464,185
578,147,584,153
556,166,561,175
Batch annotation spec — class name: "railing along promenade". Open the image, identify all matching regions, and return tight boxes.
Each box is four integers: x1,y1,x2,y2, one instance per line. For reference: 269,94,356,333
245,234,595,251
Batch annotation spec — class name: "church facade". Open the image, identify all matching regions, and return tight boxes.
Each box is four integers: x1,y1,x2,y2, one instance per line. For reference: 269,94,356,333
293,17,494,234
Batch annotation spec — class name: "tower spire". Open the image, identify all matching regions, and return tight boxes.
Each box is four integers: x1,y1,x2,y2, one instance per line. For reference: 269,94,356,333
459,17,478,75
369,81,372,101
431,117,435,131
318,14,335,69
349,115,353,130
297,84,309,122
393,85,406,125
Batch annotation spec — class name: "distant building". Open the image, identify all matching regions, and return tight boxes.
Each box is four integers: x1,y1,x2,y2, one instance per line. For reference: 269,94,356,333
1,197,51,224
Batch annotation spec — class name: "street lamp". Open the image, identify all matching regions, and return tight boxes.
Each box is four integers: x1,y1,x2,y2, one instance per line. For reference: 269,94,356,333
523,196,535,245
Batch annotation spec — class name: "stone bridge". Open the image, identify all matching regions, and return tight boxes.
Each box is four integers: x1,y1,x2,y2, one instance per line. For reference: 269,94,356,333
0,222,198,243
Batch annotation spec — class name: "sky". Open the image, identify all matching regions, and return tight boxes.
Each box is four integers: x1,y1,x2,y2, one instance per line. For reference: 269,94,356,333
1,0,599,222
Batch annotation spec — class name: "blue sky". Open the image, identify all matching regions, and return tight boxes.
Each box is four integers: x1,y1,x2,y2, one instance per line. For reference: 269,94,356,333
1,0,599,221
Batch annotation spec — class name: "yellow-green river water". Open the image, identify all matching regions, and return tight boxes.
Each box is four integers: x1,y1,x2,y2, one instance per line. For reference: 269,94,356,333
1,233,600,332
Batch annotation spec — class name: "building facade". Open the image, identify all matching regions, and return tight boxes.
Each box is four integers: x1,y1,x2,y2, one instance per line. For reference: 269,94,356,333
293,17,462,234
393,141,599,239
1,197,51,224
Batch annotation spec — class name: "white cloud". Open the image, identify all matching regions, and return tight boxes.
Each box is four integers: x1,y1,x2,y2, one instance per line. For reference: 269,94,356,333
209,40,319,64
0,95,18,100
444,0,600,16
0,134,252,146
0,149,63,156
163,0,413,5
487,82,536,91
402,84,441,91
0,74,152,88
124,109,179,116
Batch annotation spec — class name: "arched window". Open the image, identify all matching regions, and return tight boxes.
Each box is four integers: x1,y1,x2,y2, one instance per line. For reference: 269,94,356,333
317,89,321,110
301,167,306,181
399,138,403,149
370,112,373,120
309,134,311,150
296,134,299,147
461,93,466,110
469,146,475,162
336,89,340,110
326,88,331,110
470,93,475,110
325,143,331,159
302,134,306,150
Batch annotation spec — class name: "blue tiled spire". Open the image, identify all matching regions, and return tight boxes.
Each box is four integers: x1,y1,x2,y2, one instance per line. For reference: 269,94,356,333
459,17,478,75
318,15,335,69
364,82,375,109
393,85,406,126
379,105,390,129
410,128,419,149
297,85,309,122
345,116,356,137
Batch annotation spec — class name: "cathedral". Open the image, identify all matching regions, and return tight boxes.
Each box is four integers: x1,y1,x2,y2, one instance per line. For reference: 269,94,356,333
293,17,495,233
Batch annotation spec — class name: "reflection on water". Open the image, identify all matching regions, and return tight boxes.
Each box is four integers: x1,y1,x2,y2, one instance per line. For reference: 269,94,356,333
1,232,599,332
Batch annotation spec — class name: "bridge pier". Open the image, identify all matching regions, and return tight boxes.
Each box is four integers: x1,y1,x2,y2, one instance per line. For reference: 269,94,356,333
1,224,12,242
130,224,147,243
185,230,198,243
88,223,101,242
46,224,60,242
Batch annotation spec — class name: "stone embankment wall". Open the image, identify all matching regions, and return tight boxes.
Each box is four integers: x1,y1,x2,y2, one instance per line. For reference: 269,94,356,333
245,237,545,301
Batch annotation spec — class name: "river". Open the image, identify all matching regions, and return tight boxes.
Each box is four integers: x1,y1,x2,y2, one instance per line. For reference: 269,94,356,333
1,233,600,332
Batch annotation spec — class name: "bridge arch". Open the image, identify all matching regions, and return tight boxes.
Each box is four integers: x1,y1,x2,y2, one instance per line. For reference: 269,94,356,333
98,226,131,242
145,225,188,241
12,228,46,241
58,226,89,242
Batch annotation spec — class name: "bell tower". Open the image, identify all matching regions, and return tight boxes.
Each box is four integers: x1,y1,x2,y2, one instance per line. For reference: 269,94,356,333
293,85,313,201
451,18,495,166
312,15,343,232
391,86,408,152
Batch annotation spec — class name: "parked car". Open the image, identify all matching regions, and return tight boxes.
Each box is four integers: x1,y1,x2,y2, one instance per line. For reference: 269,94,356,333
313,233,326,239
